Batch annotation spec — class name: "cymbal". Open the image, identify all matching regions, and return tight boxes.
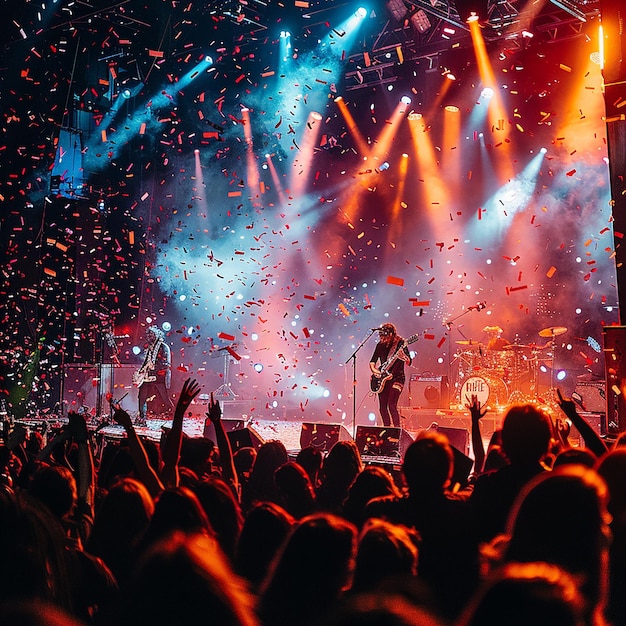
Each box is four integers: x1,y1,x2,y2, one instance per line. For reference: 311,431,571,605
456,340,483,346
503,343,532,350
538,326,567,338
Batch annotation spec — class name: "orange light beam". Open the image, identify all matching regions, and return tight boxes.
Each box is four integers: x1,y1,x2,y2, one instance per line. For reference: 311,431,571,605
290,111,323,199
241,108,260,196
335,96,369,156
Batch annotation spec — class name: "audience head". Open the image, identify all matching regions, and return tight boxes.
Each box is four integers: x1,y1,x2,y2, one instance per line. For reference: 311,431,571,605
596,447,626,521
503,465,611,619
458,562,586,626
500,404,552,465
296,446,323,486
259,512,357,625
235,502,294,591
274,461,316,520
122,531,258,626
352,518,419,593
402,431,453,494
28,465,76,521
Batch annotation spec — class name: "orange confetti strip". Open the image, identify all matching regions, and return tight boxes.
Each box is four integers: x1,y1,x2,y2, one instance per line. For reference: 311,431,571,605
386,276,404,286
546,266,556,278
338,303,350,317
218,332,236,341
228,191,242,197
44,268,57,277
304,294,316,300
149,49,164,58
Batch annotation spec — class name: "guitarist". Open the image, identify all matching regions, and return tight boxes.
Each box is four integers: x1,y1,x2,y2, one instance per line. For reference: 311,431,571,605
369,323,412,427
136,326,174,425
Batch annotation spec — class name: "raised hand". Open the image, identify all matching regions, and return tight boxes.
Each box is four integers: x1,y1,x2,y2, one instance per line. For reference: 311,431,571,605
175,378,201,415
556,388,578,420
112,406,134,430
206,391,222,425
465,393,487,421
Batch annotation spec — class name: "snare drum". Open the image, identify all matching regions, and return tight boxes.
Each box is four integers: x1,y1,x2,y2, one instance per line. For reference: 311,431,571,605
460,375,508,407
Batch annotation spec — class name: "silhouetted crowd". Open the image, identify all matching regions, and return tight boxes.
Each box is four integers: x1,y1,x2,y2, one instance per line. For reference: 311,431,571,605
1,378,624,626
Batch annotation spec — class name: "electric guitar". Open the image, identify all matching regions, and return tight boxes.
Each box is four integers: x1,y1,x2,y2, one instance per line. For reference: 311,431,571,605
370,333,421,394
132,367,156,387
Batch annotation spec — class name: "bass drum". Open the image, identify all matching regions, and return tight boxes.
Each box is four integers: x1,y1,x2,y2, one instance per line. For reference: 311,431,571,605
460,374,508,408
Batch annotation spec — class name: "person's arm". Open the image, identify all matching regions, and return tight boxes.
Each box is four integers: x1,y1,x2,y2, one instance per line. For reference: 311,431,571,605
466,394,487,475
205,391,239,496
112,404,164,498
556,388,608,458
67,411,95,514
161,378,201,488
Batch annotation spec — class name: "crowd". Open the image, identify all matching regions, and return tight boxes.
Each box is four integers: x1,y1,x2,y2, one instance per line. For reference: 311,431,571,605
0,377,624,626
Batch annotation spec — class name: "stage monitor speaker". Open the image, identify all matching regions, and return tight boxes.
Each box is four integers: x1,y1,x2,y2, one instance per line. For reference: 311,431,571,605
430,425,473,487
300,422,352,452
409,375,449,408
203,418,245,442
227,427,264,452
434,425,469,456
355,426,414,463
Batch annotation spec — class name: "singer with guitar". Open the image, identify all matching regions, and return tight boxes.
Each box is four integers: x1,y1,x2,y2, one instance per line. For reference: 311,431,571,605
135,326,174,425
369,323,413,427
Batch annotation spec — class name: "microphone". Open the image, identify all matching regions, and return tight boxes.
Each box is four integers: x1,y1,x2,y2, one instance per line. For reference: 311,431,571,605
371,327,383,331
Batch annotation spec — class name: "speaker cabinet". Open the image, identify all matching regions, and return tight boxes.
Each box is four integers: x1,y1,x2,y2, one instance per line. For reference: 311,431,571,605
434,425,469,455
227,427,264,451
574,382,606,414
355,426,414,463
603,326,626,436
300,422,352,452
409,375,449,408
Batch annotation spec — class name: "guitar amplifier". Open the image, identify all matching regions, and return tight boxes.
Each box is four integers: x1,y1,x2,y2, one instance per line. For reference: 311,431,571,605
574,381,606,414
409,375,449,409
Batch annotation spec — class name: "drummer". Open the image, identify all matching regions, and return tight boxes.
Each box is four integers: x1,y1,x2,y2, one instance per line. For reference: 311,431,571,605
483,326,510,351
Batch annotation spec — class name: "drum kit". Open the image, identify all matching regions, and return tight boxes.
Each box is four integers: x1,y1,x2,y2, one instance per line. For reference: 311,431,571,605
455,326,568,409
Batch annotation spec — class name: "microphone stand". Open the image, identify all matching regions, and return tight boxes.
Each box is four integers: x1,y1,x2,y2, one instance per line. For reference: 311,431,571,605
442,302,487,408
345,329,378,439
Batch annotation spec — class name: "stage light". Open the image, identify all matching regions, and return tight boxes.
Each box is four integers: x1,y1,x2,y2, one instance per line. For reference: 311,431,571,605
204,54,213,64
408,112,423,121
446,72,457,81
481,87,494,99
540,147,547,154
355,7,367,18
368,412,377,422
467,12,479,22
556,370,567,381
194,148,200,154
445,105,459,112
280,30,291,38
132,346,141,356
539,364,548,373
400,95,412,104
311,111,323,121
121,88,132,99
253,363,264,373
162,321,172,332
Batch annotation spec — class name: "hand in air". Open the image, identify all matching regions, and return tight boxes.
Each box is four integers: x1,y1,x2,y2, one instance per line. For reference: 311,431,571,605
556,388,577,420
465,394,487,421
176,378,201,414
206,392,222,425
